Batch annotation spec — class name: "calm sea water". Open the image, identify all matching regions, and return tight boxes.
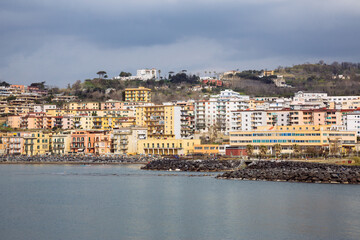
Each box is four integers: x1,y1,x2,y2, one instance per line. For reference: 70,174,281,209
0,164,359,240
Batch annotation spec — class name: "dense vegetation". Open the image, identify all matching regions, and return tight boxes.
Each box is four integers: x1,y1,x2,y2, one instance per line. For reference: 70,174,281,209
6,61,360,103
230,61,360,97
57,72,207,103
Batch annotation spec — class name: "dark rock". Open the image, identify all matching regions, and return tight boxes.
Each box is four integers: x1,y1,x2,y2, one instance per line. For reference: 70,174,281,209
216,160,360,185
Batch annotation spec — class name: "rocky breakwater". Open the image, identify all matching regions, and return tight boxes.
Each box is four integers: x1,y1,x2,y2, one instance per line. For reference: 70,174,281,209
217,161,360,184
141,159,243,172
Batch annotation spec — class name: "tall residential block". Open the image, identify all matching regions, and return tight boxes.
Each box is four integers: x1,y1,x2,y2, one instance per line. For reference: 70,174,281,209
136,105,181,139
125,87,151,103
111,127,147,155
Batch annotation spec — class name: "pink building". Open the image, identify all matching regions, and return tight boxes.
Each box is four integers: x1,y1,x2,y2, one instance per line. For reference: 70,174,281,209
94,131,111,154
20,112,55,129
61,115,74,129
101,101,125,110
7,116,21,129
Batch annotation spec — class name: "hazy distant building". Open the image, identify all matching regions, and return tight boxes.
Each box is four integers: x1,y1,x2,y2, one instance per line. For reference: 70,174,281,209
136,69,157,80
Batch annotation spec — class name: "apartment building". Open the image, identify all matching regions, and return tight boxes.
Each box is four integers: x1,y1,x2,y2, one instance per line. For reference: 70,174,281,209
70,131,97,154
194,90,250,134
124,87,151,103
229,125,356,155
137,139,201,155
176,101,195,139
101,100,125,110
23,132,51,156
34,104,57,113
51,132,71,155
0,132,23,155
111,127,147,155
65,102,100,110
94,131,112,155
344,111,360,136
136,105,181,139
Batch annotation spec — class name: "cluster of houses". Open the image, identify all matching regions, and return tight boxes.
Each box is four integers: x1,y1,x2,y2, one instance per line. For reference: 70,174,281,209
1,84,360,156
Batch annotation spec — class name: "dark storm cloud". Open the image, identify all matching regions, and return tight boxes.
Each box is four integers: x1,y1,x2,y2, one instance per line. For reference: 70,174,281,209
0,0,359,86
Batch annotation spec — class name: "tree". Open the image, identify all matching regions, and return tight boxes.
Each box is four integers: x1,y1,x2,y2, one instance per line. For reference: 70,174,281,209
0,81,10,87
158,70,161,80
30,81,46,90
274,144,282,157
305,146,318,158
97,71,107,79
44,95,54,103
246,145,254,156
259,145,268,158
5,95,16,101
292,144,301,156
169,73,199,84
119,72,131,77
72,80,82,91
329,138,341,156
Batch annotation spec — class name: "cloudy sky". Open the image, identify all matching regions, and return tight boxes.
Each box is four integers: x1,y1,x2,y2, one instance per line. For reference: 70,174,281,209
1,0,360,87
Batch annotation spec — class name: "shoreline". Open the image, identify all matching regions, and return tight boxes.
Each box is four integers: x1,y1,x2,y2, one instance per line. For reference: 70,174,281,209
0,161,146,165
0,155,160,165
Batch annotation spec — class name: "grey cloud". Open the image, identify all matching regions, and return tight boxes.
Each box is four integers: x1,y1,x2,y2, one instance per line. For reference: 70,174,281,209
0,0,359,86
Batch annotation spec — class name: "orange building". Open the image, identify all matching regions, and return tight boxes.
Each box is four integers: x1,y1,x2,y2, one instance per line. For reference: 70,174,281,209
70,131,97,154
70,130,111,154
10,85,26,92
193,144,220,155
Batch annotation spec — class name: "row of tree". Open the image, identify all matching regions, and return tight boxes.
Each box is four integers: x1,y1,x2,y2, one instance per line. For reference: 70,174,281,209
245,143,349,158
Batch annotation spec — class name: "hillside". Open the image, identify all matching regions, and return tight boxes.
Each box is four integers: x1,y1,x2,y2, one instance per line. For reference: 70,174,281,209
45,61,360,104
58,73,209,104
228,61,360,97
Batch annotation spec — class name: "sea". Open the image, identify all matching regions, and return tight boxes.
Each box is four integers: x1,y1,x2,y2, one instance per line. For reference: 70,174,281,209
0,164,359,240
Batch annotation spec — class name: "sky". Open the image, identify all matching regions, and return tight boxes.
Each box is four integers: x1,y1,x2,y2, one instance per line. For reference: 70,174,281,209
1,0,360,87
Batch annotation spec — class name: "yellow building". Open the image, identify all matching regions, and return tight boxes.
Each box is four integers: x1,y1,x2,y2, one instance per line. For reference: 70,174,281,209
46,109,71,117
23,131,51,156
51,132,71,155
112,117,136,128
64,102,100,110
136,105,181,139
137,139,201,155
263,70,275,76
111,127,147,155
229,125,356,155
193,144,220,155
70,109,105,117
74,116,94,130
125,87,151,102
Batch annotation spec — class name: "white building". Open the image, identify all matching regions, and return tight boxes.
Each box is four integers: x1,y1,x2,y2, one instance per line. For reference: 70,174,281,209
34,104,57,113
195,90,250,135
114,68,157,81
294,91,328,100
136,69,157,80
230,111,267,132
344,111,360,136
